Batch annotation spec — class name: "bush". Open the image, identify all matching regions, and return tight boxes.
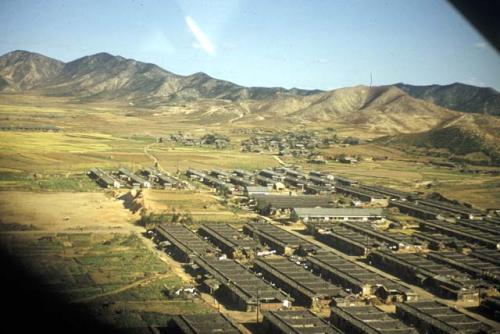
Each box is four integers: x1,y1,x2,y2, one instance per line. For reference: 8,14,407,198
138,210,193,229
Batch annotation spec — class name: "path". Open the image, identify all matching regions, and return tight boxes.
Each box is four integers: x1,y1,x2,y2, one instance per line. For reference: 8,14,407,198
228,112,244,124
71,228,196,303
144,143,193,189
273,155,286,166
139,232,194,285
72,272,172,303
144,143,167,174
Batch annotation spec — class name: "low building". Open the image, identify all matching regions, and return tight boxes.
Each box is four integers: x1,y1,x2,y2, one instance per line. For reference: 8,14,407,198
330,305,418,334
168,313,243,334
308,250,417,302
395,300,492,334
229,175,254,188
245,186,271,196
192,257,289,312
117,168,151,188
259,169,285,181
262,310,342,334
367,250,483,302
359,184,415,201
186,168,206,180
198,223,259,259
291,207,384,223
154,223,217,262
335,185,389,206
253,257,344,309
417,198,484,220
478,297,500,322
251,194,333,216
334,176,358,186
243,220,319,256
157,174,176,188
88,168,121,188
390,200,449,220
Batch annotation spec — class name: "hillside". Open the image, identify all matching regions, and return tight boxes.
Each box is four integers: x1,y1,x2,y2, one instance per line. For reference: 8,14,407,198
241,85,459,136
1,49,499,149
41,52,181,102
0,50,64,90
0,50,318,104
378,113,500,164
395,83,500,116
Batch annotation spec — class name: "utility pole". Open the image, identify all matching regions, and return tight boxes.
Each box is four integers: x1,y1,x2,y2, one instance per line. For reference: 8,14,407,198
370,73,373,87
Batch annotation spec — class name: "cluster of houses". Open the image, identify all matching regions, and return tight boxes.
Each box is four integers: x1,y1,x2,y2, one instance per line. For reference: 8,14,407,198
184,166,400,224
159,132,230,149
240,130,330,156
183,165,497,228
87,167,179,189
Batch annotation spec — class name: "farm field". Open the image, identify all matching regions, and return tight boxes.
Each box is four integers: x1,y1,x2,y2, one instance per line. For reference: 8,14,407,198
4,3,500,331
0,93,499,332
151,146,279,172
1,93,497,209
0,232,212,328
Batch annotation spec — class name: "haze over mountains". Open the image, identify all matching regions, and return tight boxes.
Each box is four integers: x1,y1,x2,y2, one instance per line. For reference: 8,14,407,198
1,50,499,164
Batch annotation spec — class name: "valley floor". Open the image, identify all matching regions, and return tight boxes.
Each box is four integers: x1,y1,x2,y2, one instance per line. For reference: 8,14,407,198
0,94,499,331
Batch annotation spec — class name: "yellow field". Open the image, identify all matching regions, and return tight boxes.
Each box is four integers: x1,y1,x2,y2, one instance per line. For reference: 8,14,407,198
152,146,279,172
0,132,115,153
143,189,253,224
0,93,498,208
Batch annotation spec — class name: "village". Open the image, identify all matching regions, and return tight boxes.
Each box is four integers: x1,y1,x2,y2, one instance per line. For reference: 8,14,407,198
87,163,500,333
1,1,499,332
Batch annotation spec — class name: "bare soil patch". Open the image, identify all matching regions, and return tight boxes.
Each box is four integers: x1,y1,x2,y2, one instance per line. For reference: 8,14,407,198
0,191,138,231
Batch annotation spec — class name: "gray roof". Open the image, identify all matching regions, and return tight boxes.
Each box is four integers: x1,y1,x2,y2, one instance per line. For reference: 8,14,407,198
245,186,270,193
293,207,384,217
254,195,332,209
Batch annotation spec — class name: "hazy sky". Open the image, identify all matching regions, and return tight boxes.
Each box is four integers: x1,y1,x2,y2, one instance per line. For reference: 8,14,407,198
1,0,499,90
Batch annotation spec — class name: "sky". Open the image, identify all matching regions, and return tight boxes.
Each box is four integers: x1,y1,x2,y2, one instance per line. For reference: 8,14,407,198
1,0,499,90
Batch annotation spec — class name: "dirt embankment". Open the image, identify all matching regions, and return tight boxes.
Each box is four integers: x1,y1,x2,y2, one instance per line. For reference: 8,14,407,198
117,189,145,214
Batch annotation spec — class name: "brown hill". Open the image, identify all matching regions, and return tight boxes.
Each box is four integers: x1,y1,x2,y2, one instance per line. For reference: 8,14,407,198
0,50,64,90
378,113,500,164
0,51,318,104
1,50,498,155
396,83,500,116
239,85,459,136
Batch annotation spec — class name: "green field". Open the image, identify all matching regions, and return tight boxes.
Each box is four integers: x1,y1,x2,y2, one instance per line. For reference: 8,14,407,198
0,172,100,192
0,232,212,327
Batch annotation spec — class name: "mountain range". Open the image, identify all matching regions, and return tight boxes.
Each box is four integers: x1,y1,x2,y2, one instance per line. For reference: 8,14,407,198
1,50,498,115
395,83,500,116
0,50,320,103
1,50,499,164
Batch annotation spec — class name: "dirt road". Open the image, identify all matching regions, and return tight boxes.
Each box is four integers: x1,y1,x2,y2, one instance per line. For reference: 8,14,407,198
273,155,286,166
144,143,165,173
